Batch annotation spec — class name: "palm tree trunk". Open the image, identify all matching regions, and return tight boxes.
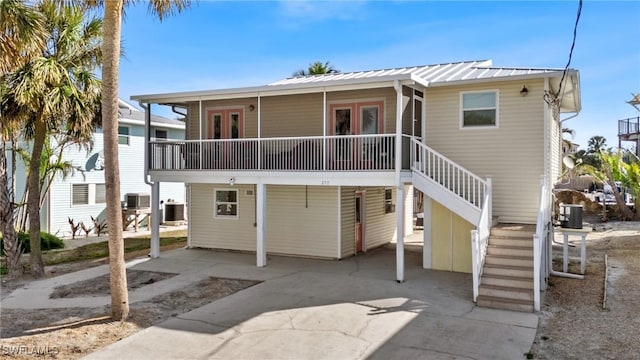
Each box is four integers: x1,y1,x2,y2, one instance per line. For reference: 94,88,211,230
1,129,23,275
103,0,129,321
27,115,46,277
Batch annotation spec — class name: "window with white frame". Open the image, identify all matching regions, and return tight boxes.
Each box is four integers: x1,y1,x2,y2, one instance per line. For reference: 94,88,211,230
460,91,498,128
215,189,238,218
72,183,106,206
155,129,168,140
118,125,130,145
384,188,395,214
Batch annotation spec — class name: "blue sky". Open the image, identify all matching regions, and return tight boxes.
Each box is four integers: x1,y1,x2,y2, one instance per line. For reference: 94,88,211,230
117,1,640,150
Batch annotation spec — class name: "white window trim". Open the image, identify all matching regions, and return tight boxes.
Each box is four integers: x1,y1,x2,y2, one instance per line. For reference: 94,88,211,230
71,183,106,206
214,188,239,220
384,188,395,214
459,89,499,130
118,125,131,146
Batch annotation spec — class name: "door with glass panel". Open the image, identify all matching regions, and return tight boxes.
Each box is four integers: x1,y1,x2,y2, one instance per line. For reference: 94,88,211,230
206,108,243,169
330,101,383,170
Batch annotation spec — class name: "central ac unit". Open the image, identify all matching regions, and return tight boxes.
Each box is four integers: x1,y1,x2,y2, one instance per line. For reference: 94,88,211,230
125,193,151,209
165,203,185,222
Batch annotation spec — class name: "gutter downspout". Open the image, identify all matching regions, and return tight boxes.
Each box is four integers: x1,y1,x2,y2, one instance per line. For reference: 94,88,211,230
139,101,160,258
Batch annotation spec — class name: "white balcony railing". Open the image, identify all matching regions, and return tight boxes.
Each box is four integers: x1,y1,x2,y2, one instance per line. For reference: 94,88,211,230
149,134,395,172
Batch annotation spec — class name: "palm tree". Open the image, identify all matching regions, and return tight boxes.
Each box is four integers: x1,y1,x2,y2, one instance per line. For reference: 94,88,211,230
0,0,47,275
101,0,190,321
587,135,607,154
1,1,102,277
293,61,340,77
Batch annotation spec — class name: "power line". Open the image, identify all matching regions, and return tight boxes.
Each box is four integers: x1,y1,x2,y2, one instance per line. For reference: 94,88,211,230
556,0,583,99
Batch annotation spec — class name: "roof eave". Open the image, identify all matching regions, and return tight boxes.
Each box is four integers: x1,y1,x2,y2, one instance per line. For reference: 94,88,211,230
132,74,414,104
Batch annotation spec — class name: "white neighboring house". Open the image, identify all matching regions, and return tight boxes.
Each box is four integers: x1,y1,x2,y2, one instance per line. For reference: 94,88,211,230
11,99,186,238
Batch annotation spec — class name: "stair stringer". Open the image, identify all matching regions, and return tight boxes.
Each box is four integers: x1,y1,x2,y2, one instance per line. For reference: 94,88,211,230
411,169,480,225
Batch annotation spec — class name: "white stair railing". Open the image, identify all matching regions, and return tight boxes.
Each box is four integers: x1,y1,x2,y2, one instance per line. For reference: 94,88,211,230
533,176,551,311
471,181,492,302
411,137,488,210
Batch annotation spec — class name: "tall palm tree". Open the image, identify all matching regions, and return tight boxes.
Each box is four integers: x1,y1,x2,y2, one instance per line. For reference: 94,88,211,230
101,0,190,321
293,61,340,77
0,0,47,275
1,1,102,277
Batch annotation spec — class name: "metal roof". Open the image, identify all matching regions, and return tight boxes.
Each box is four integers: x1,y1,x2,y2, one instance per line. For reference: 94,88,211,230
269,60,567,87
132,59,580,112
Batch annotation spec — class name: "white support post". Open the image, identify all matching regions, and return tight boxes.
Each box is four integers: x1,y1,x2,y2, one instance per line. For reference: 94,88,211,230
396,185,405,283
256,182,266,267
150,182,160,258
422,196,432,269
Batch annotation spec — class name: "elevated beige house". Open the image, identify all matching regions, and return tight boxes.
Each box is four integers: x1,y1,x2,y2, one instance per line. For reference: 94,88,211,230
132,60,581,312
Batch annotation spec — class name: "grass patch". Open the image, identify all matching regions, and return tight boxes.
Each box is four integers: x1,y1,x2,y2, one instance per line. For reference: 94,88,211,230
43,232,187,266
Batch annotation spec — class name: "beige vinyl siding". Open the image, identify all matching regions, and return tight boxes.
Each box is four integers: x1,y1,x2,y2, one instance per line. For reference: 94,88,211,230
266,185,338,258
186,102,200,140
363,187,396,249
328,88,397,134
550,111,562,187
261,94,324,137
429,200,473,273
341,186,356,258
425,79,546,224
189,184,256,251
199,99,258,138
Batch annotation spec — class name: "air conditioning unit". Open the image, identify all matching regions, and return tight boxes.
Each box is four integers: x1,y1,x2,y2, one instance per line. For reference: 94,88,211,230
165,202,185,222
125,193,151,209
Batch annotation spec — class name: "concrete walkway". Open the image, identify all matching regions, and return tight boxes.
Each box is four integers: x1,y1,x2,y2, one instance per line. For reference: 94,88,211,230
2,247,537,359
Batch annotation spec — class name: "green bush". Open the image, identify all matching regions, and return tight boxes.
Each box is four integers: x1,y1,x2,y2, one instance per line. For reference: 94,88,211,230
0,231,64,253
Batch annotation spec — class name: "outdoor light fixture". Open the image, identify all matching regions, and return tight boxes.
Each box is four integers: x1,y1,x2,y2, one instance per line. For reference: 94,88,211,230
249,104,255,111
229,177,235,186
520,85,529,97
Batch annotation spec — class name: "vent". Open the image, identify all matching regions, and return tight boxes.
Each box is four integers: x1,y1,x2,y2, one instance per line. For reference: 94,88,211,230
165,203,185,222
246,189,254,196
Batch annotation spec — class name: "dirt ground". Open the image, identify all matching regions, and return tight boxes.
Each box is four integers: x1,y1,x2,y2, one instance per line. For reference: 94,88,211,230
531,217,640,359
0,258,258,359
1,219,639,359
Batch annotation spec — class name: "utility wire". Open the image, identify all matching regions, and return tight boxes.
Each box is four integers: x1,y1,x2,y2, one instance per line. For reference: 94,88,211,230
556,0,583,99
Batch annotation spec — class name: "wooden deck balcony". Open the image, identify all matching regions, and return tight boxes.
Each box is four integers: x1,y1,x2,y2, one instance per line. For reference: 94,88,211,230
149,134,397,172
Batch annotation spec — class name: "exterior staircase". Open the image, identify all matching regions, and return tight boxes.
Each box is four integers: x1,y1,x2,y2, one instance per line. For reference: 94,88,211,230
477,224,536,312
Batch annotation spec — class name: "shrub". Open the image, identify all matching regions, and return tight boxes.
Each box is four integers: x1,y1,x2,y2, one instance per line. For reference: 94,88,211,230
0,231,64,254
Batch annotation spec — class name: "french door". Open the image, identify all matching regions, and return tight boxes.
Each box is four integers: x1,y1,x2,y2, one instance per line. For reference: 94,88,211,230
206,108,243,169
329,101,384,169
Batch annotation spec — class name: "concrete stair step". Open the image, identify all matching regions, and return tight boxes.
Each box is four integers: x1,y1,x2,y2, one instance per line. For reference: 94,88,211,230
485,254,533,267
479,284,534,301
476,295,534,313
488,236,533,248
490,227,535,238
481,274,533,289
483,264,534,278
486,245,533,257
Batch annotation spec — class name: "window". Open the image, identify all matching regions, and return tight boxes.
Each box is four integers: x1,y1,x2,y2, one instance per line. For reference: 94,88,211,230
155,129,168,140
72,184,89,205
95,184,106,204
384,188,395,214
215,189,238,219
72,183,106,206
118,126,130,145
461,91,498,128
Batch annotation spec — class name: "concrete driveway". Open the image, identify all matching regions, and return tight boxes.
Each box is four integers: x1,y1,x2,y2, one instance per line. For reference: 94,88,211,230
80,247,537,359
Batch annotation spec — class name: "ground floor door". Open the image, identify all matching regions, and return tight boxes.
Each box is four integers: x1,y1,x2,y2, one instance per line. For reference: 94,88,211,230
355,191,365,253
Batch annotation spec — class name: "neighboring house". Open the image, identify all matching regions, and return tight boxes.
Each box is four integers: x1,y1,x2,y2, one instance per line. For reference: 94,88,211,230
10,99,186,238
132,60,581,312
